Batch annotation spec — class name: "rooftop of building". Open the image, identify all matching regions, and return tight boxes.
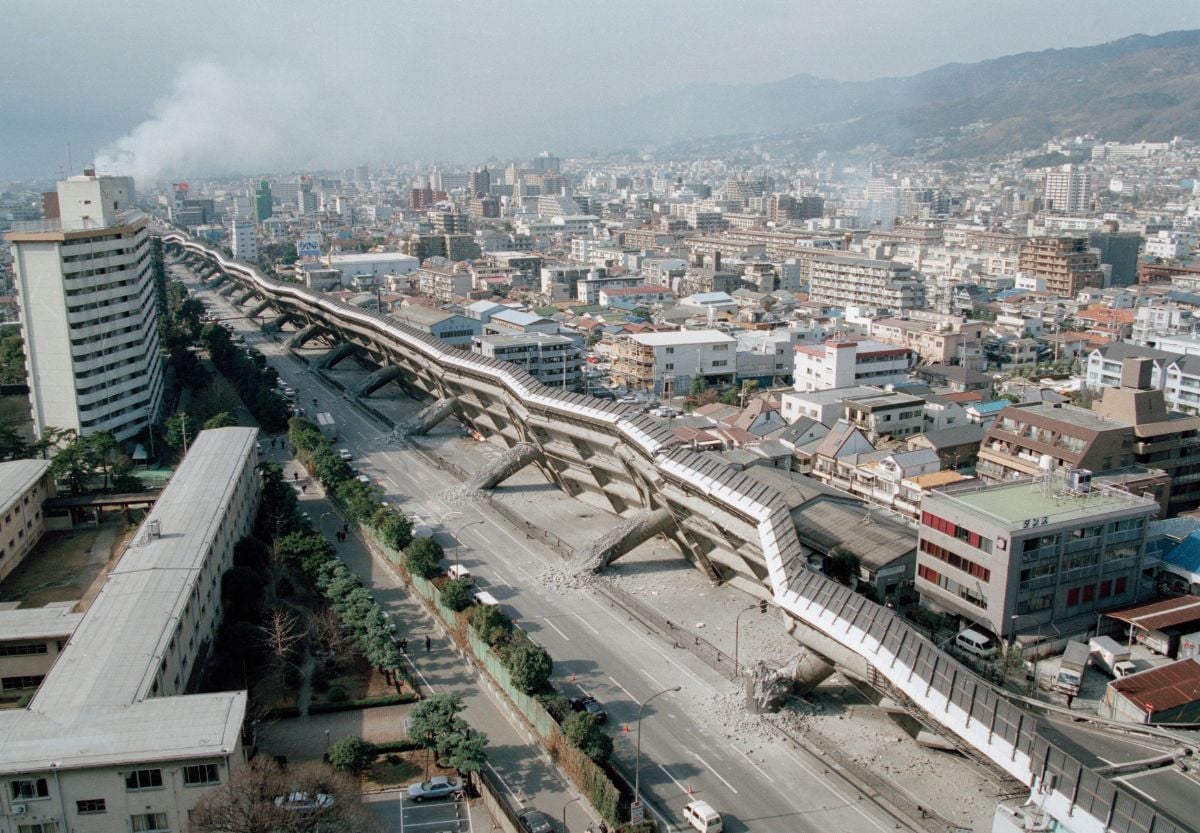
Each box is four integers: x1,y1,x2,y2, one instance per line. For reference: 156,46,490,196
1108,658,1200,715
475,332,575,348
329,251,417,263
393,305,471,327
0,428,255,775
0,458,50,512
0,604,83,642
784,385,884,406
811,253,912,270
929,475,1158,529
628,329,737,346
999,401,1129,432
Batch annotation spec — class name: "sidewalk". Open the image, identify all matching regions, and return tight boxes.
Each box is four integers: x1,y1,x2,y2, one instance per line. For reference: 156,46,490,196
290,483,582,824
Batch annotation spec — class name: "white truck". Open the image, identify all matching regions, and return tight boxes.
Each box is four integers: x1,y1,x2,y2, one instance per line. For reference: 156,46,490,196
315,412,337,441
1089,636,1136,678
1054,640,1091,696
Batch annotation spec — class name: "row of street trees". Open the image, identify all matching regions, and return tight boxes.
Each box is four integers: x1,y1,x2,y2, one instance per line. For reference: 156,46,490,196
288,417,413,548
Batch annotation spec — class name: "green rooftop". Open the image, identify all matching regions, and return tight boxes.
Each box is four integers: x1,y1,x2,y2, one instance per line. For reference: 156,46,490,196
932,477,1158,528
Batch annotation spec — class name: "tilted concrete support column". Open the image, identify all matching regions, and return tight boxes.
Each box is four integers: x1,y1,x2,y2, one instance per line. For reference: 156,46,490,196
404,398,458,436
355,366,403,397
286,324,321,348
248,299,273,318
208,273,227,287
219,284,238,298
465,443,542,491
235,290,256,305
263,314,290,333
790,651,836,696
317,343,358,370
578,507,676,572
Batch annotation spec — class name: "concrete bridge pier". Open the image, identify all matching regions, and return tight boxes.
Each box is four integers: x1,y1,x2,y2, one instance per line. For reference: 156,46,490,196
219,284,238,298
247,299,273,318
208,273,227,287
234,290,256,305
577,507,677,572
405,398,458,436
464,443,543,491
317,343,358,370
286,324,322,348
263,315,291,333
355,366,403,397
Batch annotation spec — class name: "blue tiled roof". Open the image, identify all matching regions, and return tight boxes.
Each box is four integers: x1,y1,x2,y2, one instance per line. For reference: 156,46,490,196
970,400,1009,415
1165,531,1200,574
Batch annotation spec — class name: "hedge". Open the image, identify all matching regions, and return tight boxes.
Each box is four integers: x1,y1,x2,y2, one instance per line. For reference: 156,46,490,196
308,692,419,714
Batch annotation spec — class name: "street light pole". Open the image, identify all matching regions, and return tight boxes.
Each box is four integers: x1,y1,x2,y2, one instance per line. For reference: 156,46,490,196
635,685,680,813
453,520,485,573
734,602,764,677
562,795,581,833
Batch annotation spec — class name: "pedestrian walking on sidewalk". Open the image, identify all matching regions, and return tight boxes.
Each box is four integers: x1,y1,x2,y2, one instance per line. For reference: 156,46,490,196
425,635,432,653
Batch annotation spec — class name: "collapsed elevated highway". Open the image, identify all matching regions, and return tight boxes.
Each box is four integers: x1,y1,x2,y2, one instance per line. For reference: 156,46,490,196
167,232,1193,833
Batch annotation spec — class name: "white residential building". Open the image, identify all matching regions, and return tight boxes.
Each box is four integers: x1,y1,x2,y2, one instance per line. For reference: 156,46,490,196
6,173,164,442
1130,304,1195,347
230,217,257,262
0,428,259,833
793,340,915,392
808,254,926,312
0,459,53,585
613,330,737,394
1043,164,1093,213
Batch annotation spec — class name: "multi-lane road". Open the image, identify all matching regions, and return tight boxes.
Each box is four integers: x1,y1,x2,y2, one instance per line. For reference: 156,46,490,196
181,262,914,833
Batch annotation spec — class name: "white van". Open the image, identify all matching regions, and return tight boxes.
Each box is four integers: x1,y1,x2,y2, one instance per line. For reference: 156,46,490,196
954,628,997,659
447,564,472,582
683,800,723,832
471,590,499,607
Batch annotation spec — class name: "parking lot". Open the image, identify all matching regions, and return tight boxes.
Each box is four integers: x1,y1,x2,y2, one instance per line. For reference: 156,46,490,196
363,791,474,833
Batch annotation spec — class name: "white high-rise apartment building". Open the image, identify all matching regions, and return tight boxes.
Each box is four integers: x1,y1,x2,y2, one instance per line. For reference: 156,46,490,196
230,217,258,262
6,173,163,442
1043,164,1093,213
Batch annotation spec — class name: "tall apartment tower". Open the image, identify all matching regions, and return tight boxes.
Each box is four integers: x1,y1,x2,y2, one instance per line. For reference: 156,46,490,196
1043,164,1093,213
231,217,258,262
5,172,163,442
1017,235,1104,295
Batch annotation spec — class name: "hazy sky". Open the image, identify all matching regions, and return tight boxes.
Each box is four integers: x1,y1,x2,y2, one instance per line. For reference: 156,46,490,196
4,0,1200,183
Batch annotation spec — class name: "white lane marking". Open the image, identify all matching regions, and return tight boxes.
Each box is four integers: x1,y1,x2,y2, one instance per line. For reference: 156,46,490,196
542,617,570,641
608,675,639,703
641,668,667,690
658,763,691,796
402,654,436,694
584,594,706,688
485,762,520,804
1114,777,1157,803
731,744,775,783
491,571,511,588
575,683,592,698
572,612,600,635
692,751,739,794
778,746,892,833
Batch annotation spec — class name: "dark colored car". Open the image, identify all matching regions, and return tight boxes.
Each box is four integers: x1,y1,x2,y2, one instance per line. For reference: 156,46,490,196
569,695,607,723
518,810,554,833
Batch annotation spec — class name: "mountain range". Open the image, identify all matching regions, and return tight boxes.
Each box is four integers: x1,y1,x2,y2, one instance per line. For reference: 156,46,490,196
581,30,1200,158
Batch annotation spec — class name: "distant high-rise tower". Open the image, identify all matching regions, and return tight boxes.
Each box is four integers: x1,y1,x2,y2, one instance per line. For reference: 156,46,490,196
5,172,163,441
297,176,316,215
231,217,258,262
254,180,273,222
468,166,491,198
1043,164,1092,213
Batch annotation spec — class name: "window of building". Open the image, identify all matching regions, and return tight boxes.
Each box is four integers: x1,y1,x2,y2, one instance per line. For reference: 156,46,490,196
182,764,219,786
130,813,169,833
10,779,49,800
125,769,163,791
17,824,57,833
0,643,48,657
2,675,45,690
76,799,106,814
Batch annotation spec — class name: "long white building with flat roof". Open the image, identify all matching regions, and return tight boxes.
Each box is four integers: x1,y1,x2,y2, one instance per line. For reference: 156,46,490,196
612,329,737,393
0,428,259,833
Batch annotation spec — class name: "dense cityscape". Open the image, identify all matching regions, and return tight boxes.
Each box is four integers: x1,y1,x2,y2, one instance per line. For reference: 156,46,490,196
3,9,1200,833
